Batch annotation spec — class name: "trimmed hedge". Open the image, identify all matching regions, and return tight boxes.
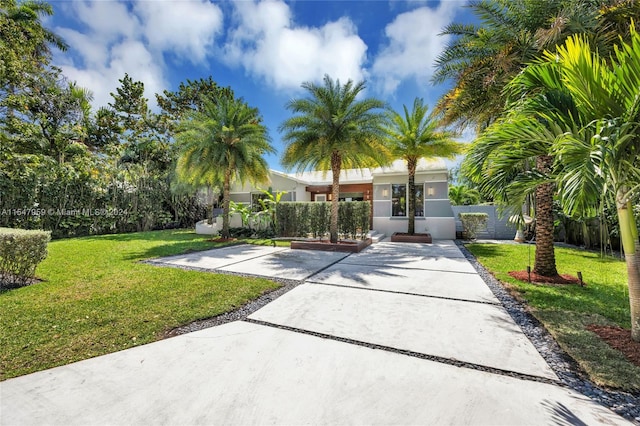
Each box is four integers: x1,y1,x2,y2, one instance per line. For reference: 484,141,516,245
0,227,51,288
458,212,488,240
275,202,370,240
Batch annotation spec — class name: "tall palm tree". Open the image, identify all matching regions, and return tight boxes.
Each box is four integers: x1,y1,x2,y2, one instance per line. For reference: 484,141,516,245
383,98,463,234
462,113,562,276
279,75,388,243
438,0,634,277
477,30,640,340
176,96,274,239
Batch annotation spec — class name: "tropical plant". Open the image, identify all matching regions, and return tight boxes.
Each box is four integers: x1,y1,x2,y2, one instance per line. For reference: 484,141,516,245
458,212,489,240
383,98,463,234
480,29,640,340
279,74,388,243
176,96,274,239
449,184,482,206
433,0,639,131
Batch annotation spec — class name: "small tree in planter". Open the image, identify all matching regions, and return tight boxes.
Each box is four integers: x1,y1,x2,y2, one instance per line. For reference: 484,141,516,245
383,98,463,236
459,212,488,240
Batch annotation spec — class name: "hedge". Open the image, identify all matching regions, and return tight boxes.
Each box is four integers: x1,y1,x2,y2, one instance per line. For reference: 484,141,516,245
275,202,370,240
458,212,488,240
0,228,51,288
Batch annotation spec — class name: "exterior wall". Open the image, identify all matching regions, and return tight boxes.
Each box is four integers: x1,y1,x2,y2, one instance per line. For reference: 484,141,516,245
372,217,456,239
452,205,517,239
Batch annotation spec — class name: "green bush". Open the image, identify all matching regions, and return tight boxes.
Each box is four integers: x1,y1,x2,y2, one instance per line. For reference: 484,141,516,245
458,213,488,240
275,201,370,240
0,228,51,288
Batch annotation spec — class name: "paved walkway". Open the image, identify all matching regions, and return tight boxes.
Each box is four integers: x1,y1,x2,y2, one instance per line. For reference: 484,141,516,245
0,241,630,425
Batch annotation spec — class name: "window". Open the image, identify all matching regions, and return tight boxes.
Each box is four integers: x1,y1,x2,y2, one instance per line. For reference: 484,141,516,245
391,184,424,217
392,184,406,216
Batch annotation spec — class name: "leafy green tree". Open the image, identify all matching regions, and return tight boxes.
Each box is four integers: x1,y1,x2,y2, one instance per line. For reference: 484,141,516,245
0,0,66,96
280,75,388,243
5,68,93,163
383,98,462,234
503,30,640,340
156,77,233,125
176,96,274,239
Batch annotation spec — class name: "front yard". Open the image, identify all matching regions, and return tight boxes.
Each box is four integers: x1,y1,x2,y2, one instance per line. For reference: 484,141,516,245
467,242,640,392
0,230,281,380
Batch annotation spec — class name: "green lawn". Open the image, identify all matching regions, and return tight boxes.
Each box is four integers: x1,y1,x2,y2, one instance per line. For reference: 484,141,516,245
467,243,640,392
0,230,282,381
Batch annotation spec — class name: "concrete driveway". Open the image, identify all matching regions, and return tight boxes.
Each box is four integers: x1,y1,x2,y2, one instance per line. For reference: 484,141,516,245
0,241,630,425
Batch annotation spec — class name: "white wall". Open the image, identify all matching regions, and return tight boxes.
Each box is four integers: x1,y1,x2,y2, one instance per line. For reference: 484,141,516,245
372,217,455,239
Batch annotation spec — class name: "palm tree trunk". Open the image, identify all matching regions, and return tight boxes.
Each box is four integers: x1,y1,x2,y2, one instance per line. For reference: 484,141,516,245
618,196,640,341
533,155,558,277
407,157,417,235
221,168,231,239
330,151,341,244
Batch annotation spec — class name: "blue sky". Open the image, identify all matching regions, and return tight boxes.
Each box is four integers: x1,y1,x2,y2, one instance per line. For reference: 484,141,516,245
47,0,476,170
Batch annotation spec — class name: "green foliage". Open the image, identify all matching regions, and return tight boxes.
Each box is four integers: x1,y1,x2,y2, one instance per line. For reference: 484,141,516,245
458,212,488,240
449,184,482,206
280,74,388,243
383,98,463,233
0,227,50,288
275,201,370,240
467,243,639,391
176,96,274,239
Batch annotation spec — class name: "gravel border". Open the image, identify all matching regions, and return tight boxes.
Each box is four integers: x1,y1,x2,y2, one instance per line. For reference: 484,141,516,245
153,243,640,423
455,240,640,423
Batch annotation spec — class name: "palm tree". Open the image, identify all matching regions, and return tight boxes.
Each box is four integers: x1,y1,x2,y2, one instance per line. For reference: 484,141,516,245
462,113,562,276
449,184,482,206
478,30,640,340
383,98,463,234
176,96,274,239
279,75,388,243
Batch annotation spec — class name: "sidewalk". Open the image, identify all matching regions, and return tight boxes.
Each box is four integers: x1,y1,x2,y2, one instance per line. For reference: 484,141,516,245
0,241,630,425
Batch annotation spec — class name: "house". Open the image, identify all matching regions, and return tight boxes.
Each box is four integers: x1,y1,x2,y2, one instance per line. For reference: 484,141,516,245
228,158,455,239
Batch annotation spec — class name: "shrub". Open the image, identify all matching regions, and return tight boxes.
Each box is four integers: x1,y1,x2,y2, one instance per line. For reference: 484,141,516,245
458,213,488,240
275,201,370,240
0,228,51,288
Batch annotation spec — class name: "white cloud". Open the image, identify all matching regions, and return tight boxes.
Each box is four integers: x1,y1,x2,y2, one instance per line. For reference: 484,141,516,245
223,0,368,91
372,3,459,94
134,0,223,63
54,0,223,109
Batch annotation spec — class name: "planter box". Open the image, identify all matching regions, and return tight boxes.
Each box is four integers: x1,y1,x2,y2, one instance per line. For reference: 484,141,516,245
390,232,432,243
290,238,372,253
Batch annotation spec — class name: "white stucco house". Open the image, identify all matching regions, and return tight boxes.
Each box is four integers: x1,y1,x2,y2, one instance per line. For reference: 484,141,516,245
224,158,455,239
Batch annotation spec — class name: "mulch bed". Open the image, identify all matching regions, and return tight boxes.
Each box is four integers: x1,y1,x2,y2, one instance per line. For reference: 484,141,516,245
207,237,238,243
508,270,583,285
587,324,640,368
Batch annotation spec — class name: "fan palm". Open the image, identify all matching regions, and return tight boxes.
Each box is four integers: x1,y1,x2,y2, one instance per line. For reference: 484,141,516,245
176,96,274,239
279,75,388,243
383,98,463,234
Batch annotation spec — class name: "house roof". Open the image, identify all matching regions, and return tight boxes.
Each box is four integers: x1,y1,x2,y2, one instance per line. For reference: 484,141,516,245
271,158,447,185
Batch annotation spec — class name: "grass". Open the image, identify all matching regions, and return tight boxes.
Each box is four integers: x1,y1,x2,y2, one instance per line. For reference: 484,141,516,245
0,230,283,381
466,243,640,392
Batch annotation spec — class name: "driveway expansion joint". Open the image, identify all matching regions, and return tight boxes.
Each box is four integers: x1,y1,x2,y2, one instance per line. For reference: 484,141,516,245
243,317,563,387
305,280,503,306
456,240,640,421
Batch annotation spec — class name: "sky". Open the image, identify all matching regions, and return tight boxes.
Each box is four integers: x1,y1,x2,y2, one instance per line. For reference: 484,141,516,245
47,0,476,171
